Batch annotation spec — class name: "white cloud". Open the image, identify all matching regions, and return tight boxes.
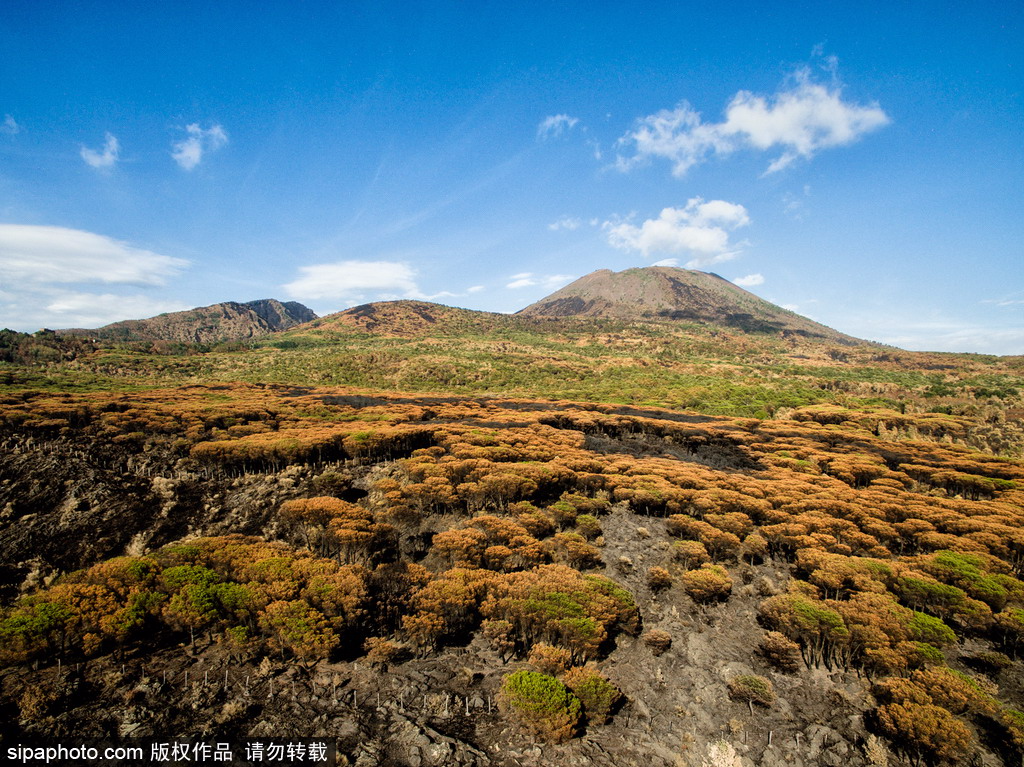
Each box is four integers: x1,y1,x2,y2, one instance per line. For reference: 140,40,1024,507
284,260,420,301
684,199,750,228
1,115,19,135
41,293,190,328
545,274,576,290
548,217,583,231
0,289,190,331
0,224,188,286
889,327,1024,355
537,114,579,140
80,132,120,169
171,123,228,170
505,272,575,291
982,292,1024,307
603,197,750,267
724,71,890,173
651,258,679,267
848,312,1024,355
616,65,889,176
615,104,728,177
734,273,764,287
284,260,485,305
0,225,189,331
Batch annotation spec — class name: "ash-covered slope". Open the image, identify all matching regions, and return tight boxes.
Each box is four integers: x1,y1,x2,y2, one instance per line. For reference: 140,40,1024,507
519,267,858,342
61,298,317,344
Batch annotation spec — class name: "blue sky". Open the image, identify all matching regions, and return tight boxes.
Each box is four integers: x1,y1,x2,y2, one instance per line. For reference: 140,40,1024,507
1,2,1021,353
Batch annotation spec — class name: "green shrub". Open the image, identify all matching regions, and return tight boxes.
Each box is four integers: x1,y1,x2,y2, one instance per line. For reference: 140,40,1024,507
727,674,775,714
159,564,219,591
906,611,956,647
563,666,622,724
499,670,582,742
967,651,1012,675
910,642,946,668
575,514,602,540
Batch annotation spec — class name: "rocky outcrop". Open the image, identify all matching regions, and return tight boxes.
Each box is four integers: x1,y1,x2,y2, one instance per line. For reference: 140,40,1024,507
59,299,317,344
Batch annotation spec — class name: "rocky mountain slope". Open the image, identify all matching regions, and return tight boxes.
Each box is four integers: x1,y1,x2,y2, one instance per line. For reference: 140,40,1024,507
519,267,858,343
60,299,316,344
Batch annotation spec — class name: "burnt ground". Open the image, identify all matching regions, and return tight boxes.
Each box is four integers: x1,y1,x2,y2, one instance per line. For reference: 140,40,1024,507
3,505,895,767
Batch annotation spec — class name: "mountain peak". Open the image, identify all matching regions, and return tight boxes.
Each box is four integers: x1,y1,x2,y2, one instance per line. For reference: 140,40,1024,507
518,266,856,342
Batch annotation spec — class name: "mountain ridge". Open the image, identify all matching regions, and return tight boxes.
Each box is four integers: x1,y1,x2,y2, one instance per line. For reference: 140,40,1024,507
55,266,870,348
290,266,868,345
59,298,317,344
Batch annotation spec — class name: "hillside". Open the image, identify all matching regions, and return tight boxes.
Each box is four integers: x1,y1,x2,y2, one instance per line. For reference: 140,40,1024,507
59,298,317,344
519,267,859,343
303,299,511,337
1,277,1024,767
8,296,1020,428
1,381,1023,766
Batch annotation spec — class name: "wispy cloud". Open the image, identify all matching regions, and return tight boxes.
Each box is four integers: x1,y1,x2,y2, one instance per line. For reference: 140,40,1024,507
0,287,190,331
537,114,579,140
548,217,583,231
0,224,189,330
0,224,188,285
782,185,812,220
603,198,750,267
505,272,575,291
283,259,490,307
854,315,1024,355
284,260,420,302
791,296,1024,354
616,64,889,176
171,123,228,170
982,291,1024,307
1,115,19,135
37,293,190,328
734,273,764,287
80,132,120,169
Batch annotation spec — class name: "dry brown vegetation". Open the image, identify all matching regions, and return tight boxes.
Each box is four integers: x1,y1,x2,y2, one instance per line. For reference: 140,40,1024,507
1,323,1023,764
